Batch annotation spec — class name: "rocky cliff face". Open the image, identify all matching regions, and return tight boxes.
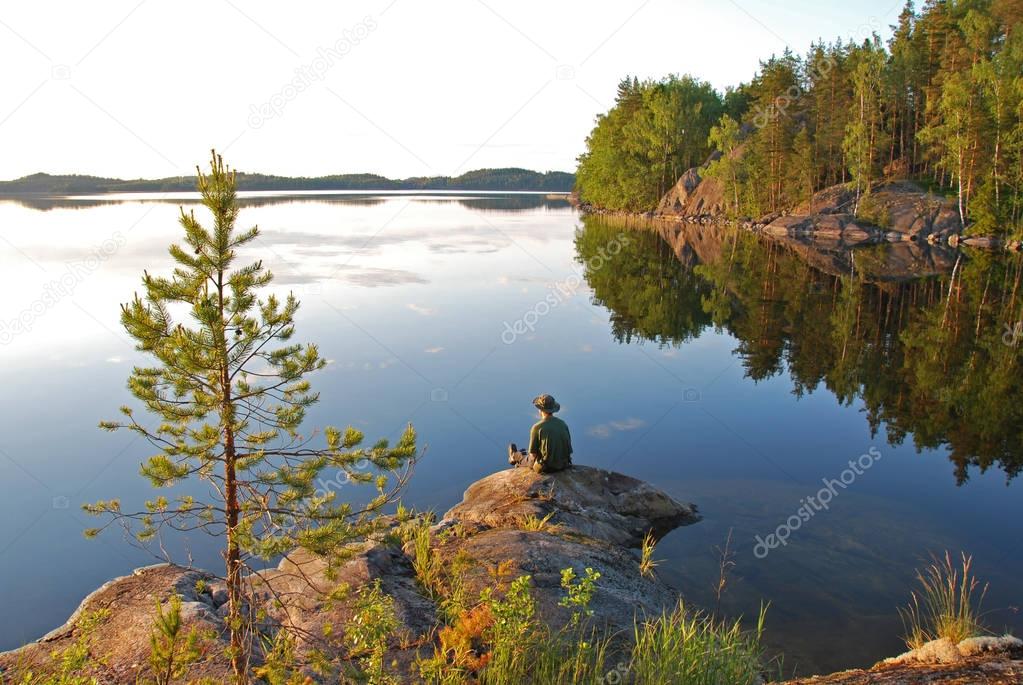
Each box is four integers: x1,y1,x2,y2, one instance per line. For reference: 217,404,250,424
656,156,730,218
0,465,699,683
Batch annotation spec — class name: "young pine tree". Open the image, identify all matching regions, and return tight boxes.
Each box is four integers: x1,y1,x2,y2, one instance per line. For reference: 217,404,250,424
148,594,207,685
86,151,418,682
705,114,745,216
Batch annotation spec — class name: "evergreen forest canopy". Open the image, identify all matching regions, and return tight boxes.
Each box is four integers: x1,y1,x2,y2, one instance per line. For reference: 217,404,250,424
575,0,1023,237
576,216,1023,486
0,167,575,194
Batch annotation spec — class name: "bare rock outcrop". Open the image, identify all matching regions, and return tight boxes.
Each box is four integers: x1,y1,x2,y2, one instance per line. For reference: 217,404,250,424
782,181,962,241
0,564,232,684
442,464,700,547
656,165,728,218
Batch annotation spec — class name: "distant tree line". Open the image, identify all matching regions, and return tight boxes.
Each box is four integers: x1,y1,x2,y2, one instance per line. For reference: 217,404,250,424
576,0,1023,236
0,167,575,194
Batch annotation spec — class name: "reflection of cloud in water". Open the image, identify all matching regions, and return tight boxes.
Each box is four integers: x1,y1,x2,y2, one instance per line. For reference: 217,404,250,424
428,239,507,254
3,196,568,294
259,226,513,256
2,193,571,214
496,273,552,286
273,264,427,288
586,417,647,439
344,269,427,287
406,303,435,315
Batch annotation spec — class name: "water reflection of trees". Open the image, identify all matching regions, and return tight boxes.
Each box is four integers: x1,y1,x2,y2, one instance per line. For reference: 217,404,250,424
577,217,1023,484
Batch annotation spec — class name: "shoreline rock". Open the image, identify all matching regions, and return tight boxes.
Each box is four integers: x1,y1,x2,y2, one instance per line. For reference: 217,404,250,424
0,465,700,682
442,464,700,547
4,465,1019,684
579,178,1020,253
776,636,1023,684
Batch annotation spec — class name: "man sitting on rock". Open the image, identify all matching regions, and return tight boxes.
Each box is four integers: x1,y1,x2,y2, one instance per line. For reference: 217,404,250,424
508,394,573,473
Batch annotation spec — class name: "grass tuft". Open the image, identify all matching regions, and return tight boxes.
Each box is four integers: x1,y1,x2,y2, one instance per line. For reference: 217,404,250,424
519,511,557,532
898,551,989,649
639,531,661,579
410,518,445,602
628,602,767,685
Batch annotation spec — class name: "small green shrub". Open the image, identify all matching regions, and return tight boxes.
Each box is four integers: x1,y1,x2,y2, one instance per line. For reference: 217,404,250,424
344,580,400,684
558,567,601,628
856,194,891,229
147,594,210,685
254,631,311,685
410,518,444,602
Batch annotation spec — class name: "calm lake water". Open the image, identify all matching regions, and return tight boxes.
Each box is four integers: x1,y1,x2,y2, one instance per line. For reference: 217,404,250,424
1,192,1021,676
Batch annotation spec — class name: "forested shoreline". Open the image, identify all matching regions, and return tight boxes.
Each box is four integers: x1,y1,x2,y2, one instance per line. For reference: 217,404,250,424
0,167,574,195
575,0,1023,238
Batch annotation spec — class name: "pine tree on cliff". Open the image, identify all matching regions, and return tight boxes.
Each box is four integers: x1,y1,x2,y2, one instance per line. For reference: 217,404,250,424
705,114,744,216
86,151,418,682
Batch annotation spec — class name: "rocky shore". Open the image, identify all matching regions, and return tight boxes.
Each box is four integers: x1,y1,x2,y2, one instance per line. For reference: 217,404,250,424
2,466,1020,683
573,171,1023,253
0,466,698,683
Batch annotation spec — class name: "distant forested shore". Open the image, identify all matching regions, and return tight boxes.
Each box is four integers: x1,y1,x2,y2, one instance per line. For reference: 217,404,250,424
0,167,574,195
575,0,1023,238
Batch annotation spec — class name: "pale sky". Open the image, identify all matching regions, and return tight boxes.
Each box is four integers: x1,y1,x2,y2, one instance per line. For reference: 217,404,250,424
0,0,904,180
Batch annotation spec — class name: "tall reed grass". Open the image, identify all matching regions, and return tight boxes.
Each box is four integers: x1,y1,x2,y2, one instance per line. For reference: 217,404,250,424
898,551,988,649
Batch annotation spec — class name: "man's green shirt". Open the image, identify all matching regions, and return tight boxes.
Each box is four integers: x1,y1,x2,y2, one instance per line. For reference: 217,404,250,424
528,416,573,472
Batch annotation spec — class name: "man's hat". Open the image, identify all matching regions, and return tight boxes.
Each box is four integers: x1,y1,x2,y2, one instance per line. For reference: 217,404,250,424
533,394,560,413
